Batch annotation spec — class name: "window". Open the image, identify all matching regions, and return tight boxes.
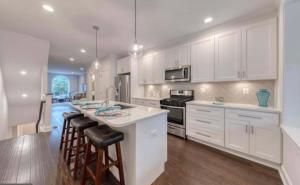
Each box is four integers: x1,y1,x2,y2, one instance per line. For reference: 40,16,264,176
51,75,70,97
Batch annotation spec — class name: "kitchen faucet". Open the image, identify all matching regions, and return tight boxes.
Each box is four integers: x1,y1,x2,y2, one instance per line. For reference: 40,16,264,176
105,85,118,106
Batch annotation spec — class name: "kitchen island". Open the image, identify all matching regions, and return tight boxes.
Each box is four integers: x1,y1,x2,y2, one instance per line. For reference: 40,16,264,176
71,101,168,185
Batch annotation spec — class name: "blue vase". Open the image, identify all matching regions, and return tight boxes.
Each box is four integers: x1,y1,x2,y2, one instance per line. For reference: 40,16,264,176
256,89,270,107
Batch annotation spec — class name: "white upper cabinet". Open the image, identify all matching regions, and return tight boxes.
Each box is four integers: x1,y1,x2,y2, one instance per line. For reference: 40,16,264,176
117,56,131,74
152,51,165,84
191,36,215,82
242,18,277,80
165,44,190,69
215,29,242,81
141,54,154,84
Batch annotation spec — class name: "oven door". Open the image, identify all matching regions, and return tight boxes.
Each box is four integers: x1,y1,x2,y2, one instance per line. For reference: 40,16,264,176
161,105,185,129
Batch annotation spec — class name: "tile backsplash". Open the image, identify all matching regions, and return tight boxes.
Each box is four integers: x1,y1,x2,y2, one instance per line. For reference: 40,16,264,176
144,80,275,106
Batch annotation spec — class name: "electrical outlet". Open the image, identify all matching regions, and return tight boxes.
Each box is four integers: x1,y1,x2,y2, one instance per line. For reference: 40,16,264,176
242,87,249,95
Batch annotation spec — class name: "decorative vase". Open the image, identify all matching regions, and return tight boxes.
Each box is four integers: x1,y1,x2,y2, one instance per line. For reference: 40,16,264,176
256,89,270,107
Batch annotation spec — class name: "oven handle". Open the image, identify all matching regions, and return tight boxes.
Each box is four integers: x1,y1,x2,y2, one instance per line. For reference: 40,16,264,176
160,105,186,109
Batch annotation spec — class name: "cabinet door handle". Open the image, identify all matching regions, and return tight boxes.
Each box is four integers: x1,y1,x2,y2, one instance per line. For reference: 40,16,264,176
251,126,254,134
245,125,248,133
195,132,211,138
196,109,211,113
242,71,246,79
239,114,262,119
196,119,211,124
237,71,241,79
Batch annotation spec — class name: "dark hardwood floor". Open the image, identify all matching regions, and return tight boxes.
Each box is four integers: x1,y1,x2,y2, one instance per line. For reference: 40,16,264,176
0,103,283,185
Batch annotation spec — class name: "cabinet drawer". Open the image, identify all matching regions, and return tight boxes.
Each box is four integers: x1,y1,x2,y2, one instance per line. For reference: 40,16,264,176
187,128,224,147
187,115,224,131
226,109,279,126
187,105,224,118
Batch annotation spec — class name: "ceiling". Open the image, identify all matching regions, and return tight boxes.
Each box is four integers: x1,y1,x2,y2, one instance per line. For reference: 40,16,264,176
0,0,278,74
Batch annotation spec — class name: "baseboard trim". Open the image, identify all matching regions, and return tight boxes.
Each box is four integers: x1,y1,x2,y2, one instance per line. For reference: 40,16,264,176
279,165,292,185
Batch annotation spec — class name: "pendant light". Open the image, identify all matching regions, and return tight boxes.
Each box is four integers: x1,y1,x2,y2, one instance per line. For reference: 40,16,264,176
129,0,143,57
93,25,100,70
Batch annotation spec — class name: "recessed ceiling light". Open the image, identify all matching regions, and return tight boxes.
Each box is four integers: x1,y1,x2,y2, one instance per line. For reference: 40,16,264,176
69,58,75,62
80,49,86,53
204,17,213,24
42,4,54,12
20,70,27,75
80,67,84,71
71,72,75,74
21,93,28,98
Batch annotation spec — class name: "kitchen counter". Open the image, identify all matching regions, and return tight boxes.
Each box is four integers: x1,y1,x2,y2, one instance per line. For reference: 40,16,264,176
71,101,168,127
186,101,281,113
70,100,168,185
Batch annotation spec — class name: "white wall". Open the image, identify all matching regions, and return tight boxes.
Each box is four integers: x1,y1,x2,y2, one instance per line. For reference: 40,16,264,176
0,66,9,140
0,30,50,126
282,0,300,127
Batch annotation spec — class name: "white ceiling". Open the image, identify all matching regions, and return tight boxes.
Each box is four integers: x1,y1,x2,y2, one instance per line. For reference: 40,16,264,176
0,0,278,74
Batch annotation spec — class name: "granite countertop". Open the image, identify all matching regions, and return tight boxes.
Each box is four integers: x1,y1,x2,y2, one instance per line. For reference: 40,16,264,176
70,101,168,127
186,101,281,113
132,96,163,101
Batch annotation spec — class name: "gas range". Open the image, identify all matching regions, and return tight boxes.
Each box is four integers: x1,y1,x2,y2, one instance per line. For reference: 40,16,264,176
160,90,194,138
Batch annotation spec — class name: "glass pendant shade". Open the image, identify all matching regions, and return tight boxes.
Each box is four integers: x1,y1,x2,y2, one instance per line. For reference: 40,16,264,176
129,40,144,57
94,58,100,70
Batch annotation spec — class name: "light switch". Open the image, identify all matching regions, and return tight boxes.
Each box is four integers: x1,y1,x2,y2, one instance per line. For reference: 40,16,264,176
242,87,249,95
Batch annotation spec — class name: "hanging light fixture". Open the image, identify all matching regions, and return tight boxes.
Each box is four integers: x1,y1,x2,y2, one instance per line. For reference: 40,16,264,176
93,25,100,70
129,0,143,57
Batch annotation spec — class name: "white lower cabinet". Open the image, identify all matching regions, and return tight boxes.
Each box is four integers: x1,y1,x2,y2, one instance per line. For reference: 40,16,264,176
187,104,281,164
186,105,225,147
225,109,281,163
225,119,249,154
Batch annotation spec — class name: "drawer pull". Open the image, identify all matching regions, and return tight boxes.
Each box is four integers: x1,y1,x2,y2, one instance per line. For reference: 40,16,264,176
195,132,211,138
196,119,211,124
196,109,211,113
239,114,262,119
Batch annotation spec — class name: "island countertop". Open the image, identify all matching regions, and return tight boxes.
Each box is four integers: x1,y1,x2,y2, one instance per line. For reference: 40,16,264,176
70,101,169,128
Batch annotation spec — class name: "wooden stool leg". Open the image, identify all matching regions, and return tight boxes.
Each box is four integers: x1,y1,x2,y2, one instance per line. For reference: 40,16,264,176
63,120,71,159
95,148,104,185
81,140,92,185
73,130,83,179
104,147,109,179
67,127,76,165
116,143,125,185
59,119,67,150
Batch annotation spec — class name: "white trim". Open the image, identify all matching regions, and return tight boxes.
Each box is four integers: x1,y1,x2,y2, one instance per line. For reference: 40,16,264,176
279,165,292,185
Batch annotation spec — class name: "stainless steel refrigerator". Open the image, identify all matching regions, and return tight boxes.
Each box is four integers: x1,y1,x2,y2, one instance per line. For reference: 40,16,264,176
115,74,131,103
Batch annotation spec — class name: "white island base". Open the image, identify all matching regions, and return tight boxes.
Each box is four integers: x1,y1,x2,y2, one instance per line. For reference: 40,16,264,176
109,114,167,185
72,102,168,185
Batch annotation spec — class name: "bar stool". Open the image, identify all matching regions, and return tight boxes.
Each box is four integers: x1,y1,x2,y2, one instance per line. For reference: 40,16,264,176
67,117,98,179
81,125,125,185
60,111,84,159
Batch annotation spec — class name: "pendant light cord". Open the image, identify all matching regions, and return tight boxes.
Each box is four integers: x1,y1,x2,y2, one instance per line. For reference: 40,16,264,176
96,28,98,59
134,0,137,42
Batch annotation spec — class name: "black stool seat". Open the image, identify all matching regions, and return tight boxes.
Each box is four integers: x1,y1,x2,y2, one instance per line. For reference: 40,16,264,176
70,117,98,131
63,111,83,120
84,125,124,148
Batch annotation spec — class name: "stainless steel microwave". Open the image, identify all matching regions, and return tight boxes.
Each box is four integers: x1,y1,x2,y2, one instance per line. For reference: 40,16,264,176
165,65,191,82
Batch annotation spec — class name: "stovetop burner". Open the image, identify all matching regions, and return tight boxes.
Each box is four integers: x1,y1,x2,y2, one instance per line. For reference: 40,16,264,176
160,90,194,107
